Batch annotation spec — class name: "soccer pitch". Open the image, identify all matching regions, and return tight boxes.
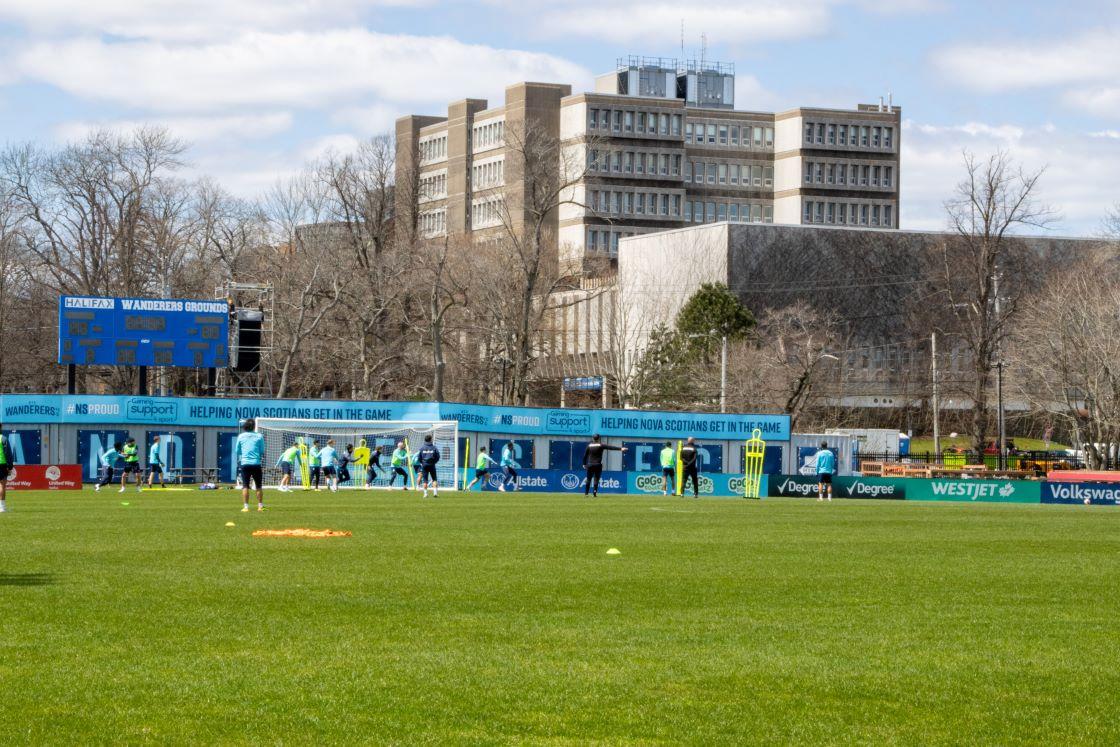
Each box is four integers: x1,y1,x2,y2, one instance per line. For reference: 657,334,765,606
2,490,1118,743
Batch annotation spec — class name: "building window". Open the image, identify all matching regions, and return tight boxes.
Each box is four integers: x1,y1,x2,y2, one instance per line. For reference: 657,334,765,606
751,204,762,223
805,162,813,184
884,204,893,226
730,164,739,185
836,203,846,224
765,127,774,147
860,204,869,224
613,111,622,133
860,126,869,147
611,233,620,254
706,202,716,221
815,202,824,223
672,155,681,176
763,205,773,223
611,152,621,172
636,193,645,214
872,165,881,186
659,154,669,175
671,114,681,136
826,164,835,184
828,124,836,145
636,112,646,133
623,152,633,174
672,194,681,216
872,204,881,226
805,122,813,143
693,161,703,182
707,124,716,143
661,194,669,215
849,125,858,145
763,166,773,187
816,123,824,144
684,201,692,221
729,203,739,221
838,127,847,146
623,111,633,132
660,114,670,135
588,109,598,129
719,125,728,145
716,203,726,221
884,166,893,187
587,228,597,251
755,126,764,147
827,203,835,223
625,192,634,213
861,165,869,186
730,126,739,145
718,163,727,184
872,127,881,148
684,160,692,182
693,201,703,223
884,127,893,149
707,163,717,184
646,153,656,173
685,123,693,143
815,163,824,183
804,201,812,223
837,163,846,185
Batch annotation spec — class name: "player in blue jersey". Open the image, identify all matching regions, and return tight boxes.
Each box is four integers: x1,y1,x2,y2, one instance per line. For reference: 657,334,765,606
234,418,266,512
814,441,836,502
147,435,166,489
415,434,441,498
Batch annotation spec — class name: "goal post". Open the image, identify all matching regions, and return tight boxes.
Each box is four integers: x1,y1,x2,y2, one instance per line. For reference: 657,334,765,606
253,419,460,490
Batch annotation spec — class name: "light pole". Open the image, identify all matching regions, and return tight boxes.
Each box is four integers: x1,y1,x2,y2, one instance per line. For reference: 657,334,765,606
719,335,728,414
931,331,940,459
494,356,510,406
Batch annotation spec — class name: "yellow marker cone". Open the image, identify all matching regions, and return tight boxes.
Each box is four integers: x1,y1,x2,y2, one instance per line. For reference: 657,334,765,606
606,548,621,555
225,522,236,527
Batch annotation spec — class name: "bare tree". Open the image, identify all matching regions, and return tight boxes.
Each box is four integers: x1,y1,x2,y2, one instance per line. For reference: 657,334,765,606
937,149,1056,454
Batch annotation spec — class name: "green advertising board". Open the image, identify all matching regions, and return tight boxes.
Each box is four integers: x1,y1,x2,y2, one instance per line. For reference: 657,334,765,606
905,478,1040,503
767,475,1041,503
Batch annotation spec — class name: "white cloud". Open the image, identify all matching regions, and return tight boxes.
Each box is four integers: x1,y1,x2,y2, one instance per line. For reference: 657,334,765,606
1066,86,1120,119
539,1,831,44
331,103,400,136
900,118,1120,234
0,0,428,42
52,112,293,145
10,30,591,114
932,30,1120,93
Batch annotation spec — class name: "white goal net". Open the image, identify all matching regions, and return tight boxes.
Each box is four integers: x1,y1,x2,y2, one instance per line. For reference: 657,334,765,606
254,419,459,490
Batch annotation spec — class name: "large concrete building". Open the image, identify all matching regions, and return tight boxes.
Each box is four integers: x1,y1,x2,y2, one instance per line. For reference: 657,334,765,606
395,57,901,274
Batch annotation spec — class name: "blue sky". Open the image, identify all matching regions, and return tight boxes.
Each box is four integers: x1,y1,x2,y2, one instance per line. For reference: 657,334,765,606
1,0,1118,233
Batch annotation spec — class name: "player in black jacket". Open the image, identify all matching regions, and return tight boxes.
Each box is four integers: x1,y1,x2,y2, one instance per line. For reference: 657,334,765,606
679,437,701,497
416,434,441,498
581,434,627,497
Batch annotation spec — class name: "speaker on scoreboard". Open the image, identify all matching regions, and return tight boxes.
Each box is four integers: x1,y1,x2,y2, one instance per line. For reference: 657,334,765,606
232,308,263,372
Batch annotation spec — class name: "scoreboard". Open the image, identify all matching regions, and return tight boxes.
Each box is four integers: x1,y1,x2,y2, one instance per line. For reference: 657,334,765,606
58,296,229,368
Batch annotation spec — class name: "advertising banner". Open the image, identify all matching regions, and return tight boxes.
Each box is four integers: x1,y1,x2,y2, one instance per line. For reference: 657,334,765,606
628,471,756,498
3,429,42,465
4,464,82,490
473,468,627,494
0,394,790,441
767,475,906,499
906,479,1040,503
1042,482,1120,506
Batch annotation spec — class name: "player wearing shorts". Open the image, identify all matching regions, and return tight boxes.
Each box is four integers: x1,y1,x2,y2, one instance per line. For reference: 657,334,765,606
320,439,339,492
814,441,836,502
659,442,676,495
465,447,497,491
499,441,520,492
416,434,441,498
0,428,13,512
234,418,266,512
147,435,166,489
95,442,123,492
389,443,409,490
120,437,142,492
275,444,301,492
581,434,626,498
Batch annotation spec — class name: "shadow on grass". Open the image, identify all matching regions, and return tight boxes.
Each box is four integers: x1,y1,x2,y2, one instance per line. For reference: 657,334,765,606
0,573,58,587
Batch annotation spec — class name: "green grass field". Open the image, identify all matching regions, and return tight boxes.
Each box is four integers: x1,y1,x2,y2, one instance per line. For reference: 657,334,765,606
2,488,1118,744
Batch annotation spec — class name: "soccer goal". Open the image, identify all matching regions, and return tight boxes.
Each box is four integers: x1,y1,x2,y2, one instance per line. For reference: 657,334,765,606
253,419,459,490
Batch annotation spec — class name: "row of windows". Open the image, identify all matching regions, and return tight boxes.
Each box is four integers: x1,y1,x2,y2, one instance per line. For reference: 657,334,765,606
803,200,894,227
419,208,446,237
587,189,683,218
587,108,683,138
804,121,894,150
471,197,504,229
686,161,774,188
472,119,504,151
472,158,504,190
687,201,774,225
586,228,647,256
588,149,683,177
419,171,447,202
803,161,894,189
419,135,447,163
686,122,774,149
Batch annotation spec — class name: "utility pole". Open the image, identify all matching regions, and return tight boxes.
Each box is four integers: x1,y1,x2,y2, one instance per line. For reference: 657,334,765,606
993,272,1006,469
720,335,728,414
931,331,940,459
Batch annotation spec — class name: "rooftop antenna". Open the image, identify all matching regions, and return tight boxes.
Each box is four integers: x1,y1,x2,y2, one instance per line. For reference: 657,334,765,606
700,32,708,69
680,19,685,61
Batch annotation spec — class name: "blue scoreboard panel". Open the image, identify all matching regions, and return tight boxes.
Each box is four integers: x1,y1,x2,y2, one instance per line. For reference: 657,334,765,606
58,296,229,368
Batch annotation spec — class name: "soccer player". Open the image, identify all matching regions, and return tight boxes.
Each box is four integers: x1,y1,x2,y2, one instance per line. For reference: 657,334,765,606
309,440,323,491
0,427,12,512
465,447,497,491
338,444,353,487
499,441,520,492
118,437,142,492
235,418,265,512
814,441,836,501
581,434,626,498
389,442,410,490
95,442,123,492
275,442,301,492
320,439,339,492
147,435,166,489
416,434,441,498
366,446,384,488
679,437,701,498
660,441,676,495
